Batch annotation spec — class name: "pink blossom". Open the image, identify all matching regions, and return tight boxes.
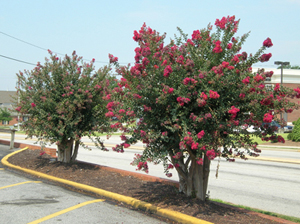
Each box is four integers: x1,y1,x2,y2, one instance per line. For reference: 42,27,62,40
228,106,240,119
274,83,280,91
254,74,264,82
191,30,202,40
133,30,141,41
176,55,184,64
196,158,203,165
120,135,127,141
277,135,285,143
168,88,174,94
15,106,21,112
123,143,130,148
206,149,216,160
172,152,182,159
213,40,222,53
162,131,168,136
31,103,36,108
260,53,272,62
209,90,220,99
166,173,172,178
191,142,199,150
263,38,273,48
197,130,205,139
242,76,250,84
140,130,146,137
227,43,233,49
200,92,208,100
167,164,174,169
39,151,46,156
119,109,125,114
222,61,229,68
187,39,195,46
164,65,173,77
108,54,118,63
263,113,273,123
105,111,114,117
239,93,245,99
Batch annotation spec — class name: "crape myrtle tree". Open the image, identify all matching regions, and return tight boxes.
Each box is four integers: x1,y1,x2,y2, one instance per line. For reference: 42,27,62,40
15,51,113,163
106,16,298,200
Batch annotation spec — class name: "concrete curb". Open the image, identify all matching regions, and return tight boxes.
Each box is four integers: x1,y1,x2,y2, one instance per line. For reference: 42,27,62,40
1,142,298,223
1,147,212,224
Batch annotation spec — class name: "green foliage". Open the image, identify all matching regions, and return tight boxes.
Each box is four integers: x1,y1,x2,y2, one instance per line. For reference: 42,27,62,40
0,108,13,124
277,65,300,69
287,117,300,141
15,51,113,161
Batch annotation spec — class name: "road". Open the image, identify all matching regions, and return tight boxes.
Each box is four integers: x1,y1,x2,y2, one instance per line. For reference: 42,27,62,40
1,133,300,219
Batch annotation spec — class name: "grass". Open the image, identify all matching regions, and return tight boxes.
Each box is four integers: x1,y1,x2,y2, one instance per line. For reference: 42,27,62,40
250,133,289,144
211,198,300,223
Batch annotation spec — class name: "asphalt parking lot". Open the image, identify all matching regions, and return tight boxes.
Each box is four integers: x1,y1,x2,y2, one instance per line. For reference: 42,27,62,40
0,145,167,224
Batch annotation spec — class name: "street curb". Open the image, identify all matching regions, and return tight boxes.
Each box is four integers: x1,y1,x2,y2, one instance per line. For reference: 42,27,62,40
1,147,212,224
1,144,298,224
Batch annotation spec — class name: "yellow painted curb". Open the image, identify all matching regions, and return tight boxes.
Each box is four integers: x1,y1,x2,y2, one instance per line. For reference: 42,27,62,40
1,148,213,224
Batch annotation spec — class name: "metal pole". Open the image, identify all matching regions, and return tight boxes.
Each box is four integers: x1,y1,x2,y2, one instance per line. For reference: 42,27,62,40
280,65,283,122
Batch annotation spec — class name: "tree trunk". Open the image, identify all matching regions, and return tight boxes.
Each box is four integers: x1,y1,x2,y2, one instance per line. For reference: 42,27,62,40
57,138,76,163
176,155,211,201
71,140,80,162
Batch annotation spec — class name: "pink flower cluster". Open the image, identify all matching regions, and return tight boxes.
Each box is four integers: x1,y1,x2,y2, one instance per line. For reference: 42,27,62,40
209,90,220,99
260,53,272,62
206,149,216,160
164,65,173,77
215,15,238,32
136,161,148,173
197,130,205,139
177,97,190,106
263,113,273,123
183,77,196,85
228,106,240,119
108,54,118,63
213,40,222,53
191,30,202,40
263,38,273,48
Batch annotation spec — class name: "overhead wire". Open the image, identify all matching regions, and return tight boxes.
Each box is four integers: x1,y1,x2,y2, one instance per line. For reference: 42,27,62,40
0,54,36,66
0,31,129,64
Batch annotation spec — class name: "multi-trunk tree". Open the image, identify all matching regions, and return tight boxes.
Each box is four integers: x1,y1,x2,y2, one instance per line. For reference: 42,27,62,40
107,16,298,200
15,51,113,162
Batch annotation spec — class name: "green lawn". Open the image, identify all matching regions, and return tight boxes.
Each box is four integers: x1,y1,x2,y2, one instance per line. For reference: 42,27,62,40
250,133,289,144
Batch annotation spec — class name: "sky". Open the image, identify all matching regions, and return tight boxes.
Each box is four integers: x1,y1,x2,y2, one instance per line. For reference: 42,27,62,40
1,0,299,90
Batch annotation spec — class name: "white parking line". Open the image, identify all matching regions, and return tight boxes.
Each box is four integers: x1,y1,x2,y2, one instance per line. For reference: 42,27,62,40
28,199,105,224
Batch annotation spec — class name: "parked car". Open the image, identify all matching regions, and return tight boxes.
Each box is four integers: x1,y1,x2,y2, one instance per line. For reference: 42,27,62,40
262,121,293,133
13,122,23,127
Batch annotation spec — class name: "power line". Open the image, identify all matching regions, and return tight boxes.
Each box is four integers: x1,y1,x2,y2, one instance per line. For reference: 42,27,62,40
0,31,111,64
0,54,36,66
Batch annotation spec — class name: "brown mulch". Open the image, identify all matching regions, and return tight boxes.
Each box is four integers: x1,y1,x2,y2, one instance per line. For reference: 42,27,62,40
6,148,296,224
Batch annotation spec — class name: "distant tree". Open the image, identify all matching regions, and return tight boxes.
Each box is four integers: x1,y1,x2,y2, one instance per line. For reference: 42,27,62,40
107,16,298,200
15,51,113,163
277,65,300,69
0,108,12,125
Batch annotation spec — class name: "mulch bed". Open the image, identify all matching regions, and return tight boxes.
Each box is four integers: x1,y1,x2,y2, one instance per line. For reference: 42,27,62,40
6,148,295,224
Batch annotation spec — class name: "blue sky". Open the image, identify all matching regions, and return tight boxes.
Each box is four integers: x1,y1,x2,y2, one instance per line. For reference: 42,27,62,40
1,0,299,90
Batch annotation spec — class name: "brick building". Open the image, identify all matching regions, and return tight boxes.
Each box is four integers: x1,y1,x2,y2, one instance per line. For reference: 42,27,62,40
254,67,300,124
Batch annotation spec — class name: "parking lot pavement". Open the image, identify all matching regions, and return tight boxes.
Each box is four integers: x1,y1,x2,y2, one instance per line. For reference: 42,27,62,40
0,145,167,224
